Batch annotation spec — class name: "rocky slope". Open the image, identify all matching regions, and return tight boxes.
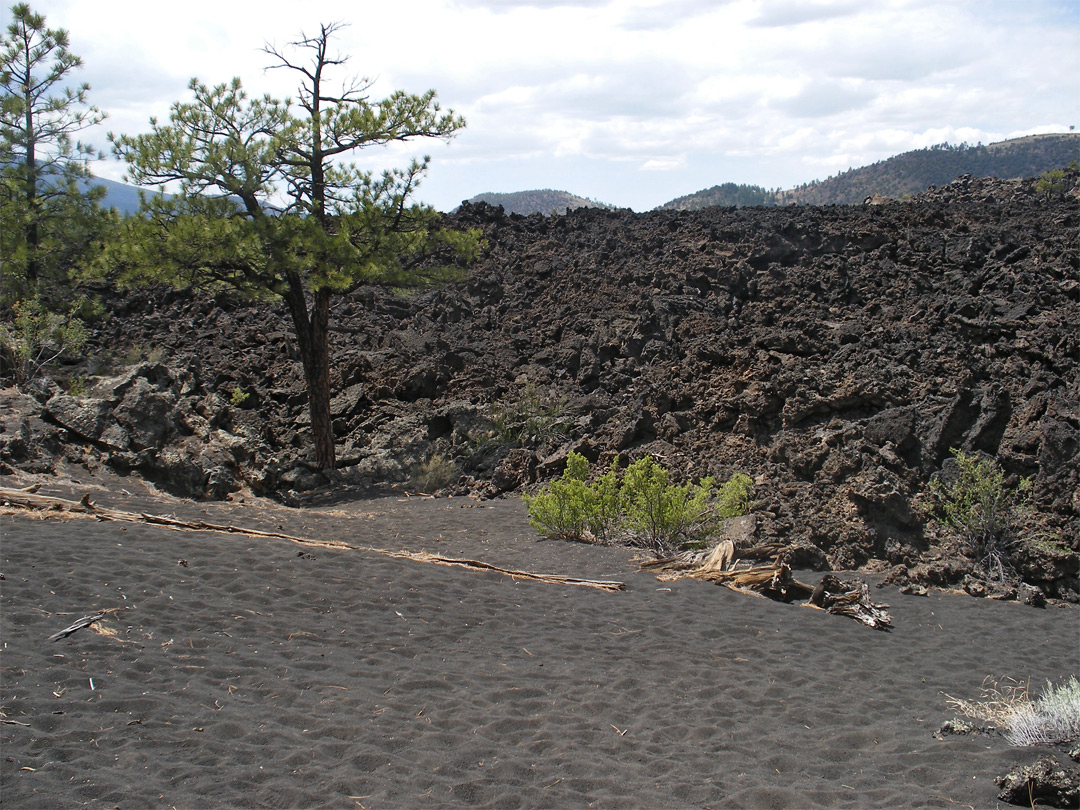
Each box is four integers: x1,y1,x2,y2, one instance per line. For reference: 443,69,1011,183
3,172,1078,598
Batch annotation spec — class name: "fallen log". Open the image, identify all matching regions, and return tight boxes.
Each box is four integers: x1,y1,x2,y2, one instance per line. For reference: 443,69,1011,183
0,488,625,592
386,550,625,591
642,554,816,602
639,542,892,629
809,574,892,630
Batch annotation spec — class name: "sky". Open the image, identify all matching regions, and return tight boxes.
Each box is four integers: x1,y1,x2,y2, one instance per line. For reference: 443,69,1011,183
20,0,1080,212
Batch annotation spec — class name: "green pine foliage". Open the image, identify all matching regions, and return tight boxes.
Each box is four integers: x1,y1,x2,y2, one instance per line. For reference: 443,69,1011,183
524,452,752,554
1,3,109,291
94,22,482,470
1035,163,1077,199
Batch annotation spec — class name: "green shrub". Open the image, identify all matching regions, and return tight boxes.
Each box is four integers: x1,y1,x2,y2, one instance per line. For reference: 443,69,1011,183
924,449,1031,581
123,343,164,366
0,297,87,389
620,455,716,554
229,386,250,407
1023,531,1073,558
523,452,751,553
66,374,89,396
716,472,754,519
409,454,459,493
589,457,623,543
491,382,569,447
522,452,603,541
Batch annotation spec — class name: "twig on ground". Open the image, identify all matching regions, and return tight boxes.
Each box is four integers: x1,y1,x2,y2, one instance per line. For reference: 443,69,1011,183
48,609,123,642
1,488,626,592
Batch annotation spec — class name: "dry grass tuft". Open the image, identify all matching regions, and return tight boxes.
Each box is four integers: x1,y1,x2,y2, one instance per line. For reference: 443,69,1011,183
946,676,1080,746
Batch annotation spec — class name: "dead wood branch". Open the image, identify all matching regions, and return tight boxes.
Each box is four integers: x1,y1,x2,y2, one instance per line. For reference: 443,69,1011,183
385,550,625,591
0,488,625,592
640,541,892,629
48,609,124,642
808,574,892,630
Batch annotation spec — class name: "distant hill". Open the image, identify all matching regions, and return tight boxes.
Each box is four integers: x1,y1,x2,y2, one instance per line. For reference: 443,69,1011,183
659,182,778,211
79,176,170,215
462,189,616,216
659,133,1080,210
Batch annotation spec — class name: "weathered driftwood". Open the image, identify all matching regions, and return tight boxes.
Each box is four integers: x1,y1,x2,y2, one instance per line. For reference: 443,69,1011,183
47,609,129,642
640,542,892,630
0,488,625,592
386,550,625,591
641,550,816,602
808,574,892,630
48,612,108,642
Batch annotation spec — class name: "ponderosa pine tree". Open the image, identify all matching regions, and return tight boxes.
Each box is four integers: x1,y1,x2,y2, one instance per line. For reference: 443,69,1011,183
0,3,106,289
106,23,480,471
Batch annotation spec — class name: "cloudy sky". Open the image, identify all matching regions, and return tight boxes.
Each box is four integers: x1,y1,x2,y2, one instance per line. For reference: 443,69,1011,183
22,0,1080,212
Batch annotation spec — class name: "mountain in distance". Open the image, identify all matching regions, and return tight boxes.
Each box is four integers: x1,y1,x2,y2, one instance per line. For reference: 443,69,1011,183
658,132,1080,210
81,176,170,215
90,179,609,217
461,189,617,216
89,132,1078,216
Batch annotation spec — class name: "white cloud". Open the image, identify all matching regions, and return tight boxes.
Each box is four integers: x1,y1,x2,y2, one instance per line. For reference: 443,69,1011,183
771,80,875,119
640,157,686,171
15,0,1080,211
747,0,864,28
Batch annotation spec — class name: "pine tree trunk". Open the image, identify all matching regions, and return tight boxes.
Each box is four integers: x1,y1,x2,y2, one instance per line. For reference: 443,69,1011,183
284,279,336,471
26,218,39,285
24,99,39,285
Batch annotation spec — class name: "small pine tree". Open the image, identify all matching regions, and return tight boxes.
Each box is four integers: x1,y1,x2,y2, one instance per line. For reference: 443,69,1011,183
103,23,480,471
1,3,107,289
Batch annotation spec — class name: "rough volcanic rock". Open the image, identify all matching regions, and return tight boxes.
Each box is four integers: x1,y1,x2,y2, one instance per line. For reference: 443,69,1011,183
996,755,1080,808
6,171,1078,593
20,362,272,499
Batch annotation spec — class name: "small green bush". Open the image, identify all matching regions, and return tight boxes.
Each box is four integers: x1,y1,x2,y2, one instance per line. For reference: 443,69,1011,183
123,343,164,366
620,455,716,554
716,472,754,519
0,297,87,389
491,382,569,447
66,374,89,397
589,457,623,543
229,386,250,407
524,452,752,554
409,454,459,493
523,452,605,541
924,449,1031,580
